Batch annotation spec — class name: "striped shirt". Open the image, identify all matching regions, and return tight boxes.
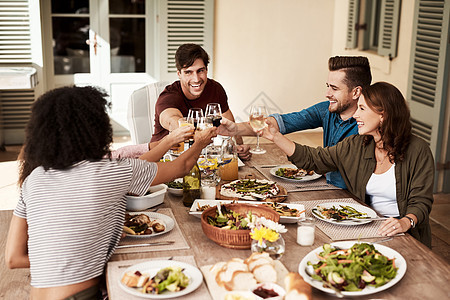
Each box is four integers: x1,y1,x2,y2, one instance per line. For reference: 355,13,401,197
14,158,157,288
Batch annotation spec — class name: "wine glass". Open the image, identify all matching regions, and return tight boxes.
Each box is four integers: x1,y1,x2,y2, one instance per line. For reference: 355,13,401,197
187,108,203,129
249,105,268,154
197,116,213,131
205,103,222,127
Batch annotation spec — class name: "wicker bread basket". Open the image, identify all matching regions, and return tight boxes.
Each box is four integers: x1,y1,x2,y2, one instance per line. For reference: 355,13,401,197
201,203,280,249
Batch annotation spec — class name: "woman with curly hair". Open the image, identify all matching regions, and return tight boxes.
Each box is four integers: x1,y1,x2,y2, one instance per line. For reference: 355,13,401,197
224,82,434,247
4,86,216,299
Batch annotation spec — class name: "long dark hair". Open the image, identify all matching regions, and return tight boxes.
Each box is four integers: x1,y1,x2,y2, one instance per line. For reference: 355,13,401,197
19,86,113,186
362,82,412,162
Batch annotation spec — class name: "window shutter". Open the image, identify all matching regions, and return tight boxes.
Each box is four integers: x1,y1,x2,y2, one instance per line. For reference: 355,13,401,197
377,0,401,57
159,0,214,82
0,0,32,64
346,0,360,49
407,0,449,158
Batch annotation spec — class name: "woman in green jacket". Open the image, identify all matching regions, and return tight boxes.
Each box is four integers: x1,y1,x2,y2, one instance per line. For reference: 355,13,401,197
259,82,434,248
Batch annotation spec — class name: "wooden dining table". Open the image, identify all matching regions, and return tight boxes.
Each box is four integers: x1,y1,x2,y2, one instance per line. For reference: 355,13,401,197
1,144,449,299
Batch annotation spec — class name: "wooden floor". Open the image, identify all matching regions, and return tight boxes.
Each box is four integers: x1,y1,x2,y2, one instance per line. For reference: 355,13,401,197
1,131,448,261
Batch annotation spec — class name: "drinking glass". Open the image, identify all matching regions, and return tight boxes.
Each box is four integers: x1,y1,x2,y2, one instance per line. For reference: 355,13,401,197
297,217,315,246
197,116,213,131
176,117,195,153
187,108,203,129
249,105,268,154
205,103,222,127
197,145,221,184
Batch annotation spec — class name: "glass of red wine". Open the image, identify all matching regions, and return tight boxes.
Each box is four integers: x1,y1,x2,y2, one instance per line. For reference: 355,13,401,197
205,103,222,127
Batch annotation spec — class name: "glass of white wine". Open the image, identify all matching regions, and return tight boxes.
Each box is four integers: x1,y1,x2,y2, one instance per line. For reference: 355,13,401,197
249,105,268,154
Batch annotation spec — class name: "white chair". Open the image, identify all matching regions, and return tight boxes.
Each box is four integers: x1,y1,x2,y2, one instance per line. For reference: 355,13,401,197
127,81,169,144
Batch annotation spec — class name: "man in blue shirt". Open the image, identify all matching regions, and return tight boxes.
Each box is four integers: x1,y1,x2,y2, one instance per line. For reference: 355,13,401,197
219,56,372,189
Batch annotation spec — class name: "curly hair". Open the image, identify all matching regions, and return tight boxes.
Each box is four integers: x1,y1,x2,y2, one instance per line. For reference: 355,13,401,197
175,43,210,71
361,82,412,163
19,86,113,186
328,56,372,90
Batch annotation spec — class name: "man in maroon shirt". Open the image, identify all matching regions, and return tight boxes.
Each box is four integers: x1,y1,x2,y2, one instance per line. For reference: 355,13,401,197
151,43,251,159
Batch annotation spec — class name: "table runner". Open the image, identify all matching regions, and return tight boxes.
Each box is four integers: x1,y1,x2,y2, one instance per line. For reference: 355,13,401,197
106,255,212,300
254,166,340,192
114,208,189,254
294,198,403,241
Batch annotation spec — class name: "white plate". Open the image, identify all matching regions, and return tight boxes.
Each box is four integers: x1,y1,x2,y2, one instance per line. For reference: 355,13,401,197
189,199,305,223
125,212,174,238
298,241,407,297
269,164,321,182
311,202,378,226
238,157,245,167
119,260,203,299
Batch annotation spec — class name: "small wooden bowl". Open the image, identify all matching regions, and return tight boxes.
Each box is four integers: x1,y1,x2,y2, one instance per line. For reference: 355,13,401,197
201,203,280,249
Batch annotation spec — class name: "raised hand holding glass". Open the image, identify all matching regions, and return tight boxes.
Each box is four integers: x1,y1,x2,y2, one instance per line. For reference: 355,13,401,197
249,105,268,154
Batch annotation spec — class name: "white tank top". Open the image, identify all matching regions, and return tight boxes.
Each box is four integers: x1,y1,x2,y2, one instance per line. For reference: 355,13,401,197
365,164,399,217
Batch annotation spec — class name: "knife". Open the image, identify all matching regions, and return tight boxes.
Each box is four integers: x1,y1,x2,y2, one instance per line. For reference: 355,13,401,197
117,241,175,249
335,217,390,222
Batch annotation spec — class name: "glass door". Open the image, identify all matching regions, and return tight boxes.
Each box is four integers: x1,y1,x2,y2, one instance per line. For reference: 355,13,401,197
47,0,154,135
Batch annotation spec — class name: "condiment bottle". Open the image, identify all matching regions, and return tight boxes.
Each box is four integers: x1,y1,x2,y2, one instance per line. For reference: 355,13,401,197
182,163,201,207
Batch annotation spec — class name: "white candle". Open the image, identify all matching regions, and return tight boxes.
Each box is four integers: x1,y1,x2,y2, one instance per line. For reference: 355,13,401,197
201,186,216,199
297,224,315,246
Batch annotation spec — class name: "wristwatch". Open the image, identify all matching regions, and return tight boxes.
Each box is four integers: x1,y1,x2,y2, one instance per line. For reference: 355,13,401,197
405,216,415,228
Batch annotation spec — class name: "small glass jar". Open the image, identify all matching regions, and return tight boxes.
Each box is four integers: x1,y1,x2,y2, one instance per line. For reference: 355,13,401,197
297,217,315,246
201,179,216,199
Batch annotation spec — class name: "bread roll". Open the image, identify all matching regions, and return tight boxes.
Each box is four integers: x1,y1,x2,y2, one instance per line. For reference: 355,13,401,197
252,263,277,283
247,257,273,272
121,271,141,287
224,270,257,291
216,260,248,287
244,252,270,265
284,272,312,300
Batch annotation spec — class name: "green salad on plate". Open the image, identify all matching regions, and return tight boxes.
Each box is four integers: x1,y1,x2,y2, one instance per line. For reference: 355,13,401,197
307,243,398,291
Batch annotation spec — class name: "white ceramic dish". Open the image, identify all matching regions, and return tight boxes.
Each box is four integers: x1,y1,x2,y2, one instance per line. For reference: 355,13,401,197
125,212,174,238
251,282,286,300
189,199,305,223
119,260,203,299
166,178,183,196
298,241,407,297
126,184,167,211
269,164,321,182
311,202,378,226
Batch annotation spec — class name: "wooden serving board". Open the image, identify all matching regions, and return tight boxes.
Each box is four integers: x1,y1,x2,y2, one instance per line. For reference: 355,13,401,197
200,260,290,300
216,184,288,203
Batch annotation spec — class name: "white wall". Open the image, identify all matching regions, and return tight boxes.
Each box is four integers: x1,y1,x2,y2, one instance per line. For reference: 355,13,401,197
214,0,335,123
213,0,416,123
332,0,415,96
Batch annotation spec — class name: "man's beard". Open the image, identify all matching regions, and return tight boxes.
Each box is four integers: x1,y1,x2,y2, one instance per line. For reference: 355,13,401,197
328,100,351,114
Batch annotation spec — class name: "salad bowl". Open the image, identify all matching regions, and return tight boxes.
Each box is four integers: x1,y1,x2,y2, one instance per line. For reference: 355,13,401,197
201,203,279,249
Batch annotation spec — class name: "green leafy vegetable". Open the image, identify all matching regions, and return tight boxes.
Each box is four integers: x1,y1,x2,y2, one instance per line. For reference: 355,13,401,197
166,181,183,189
307,243,398,292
